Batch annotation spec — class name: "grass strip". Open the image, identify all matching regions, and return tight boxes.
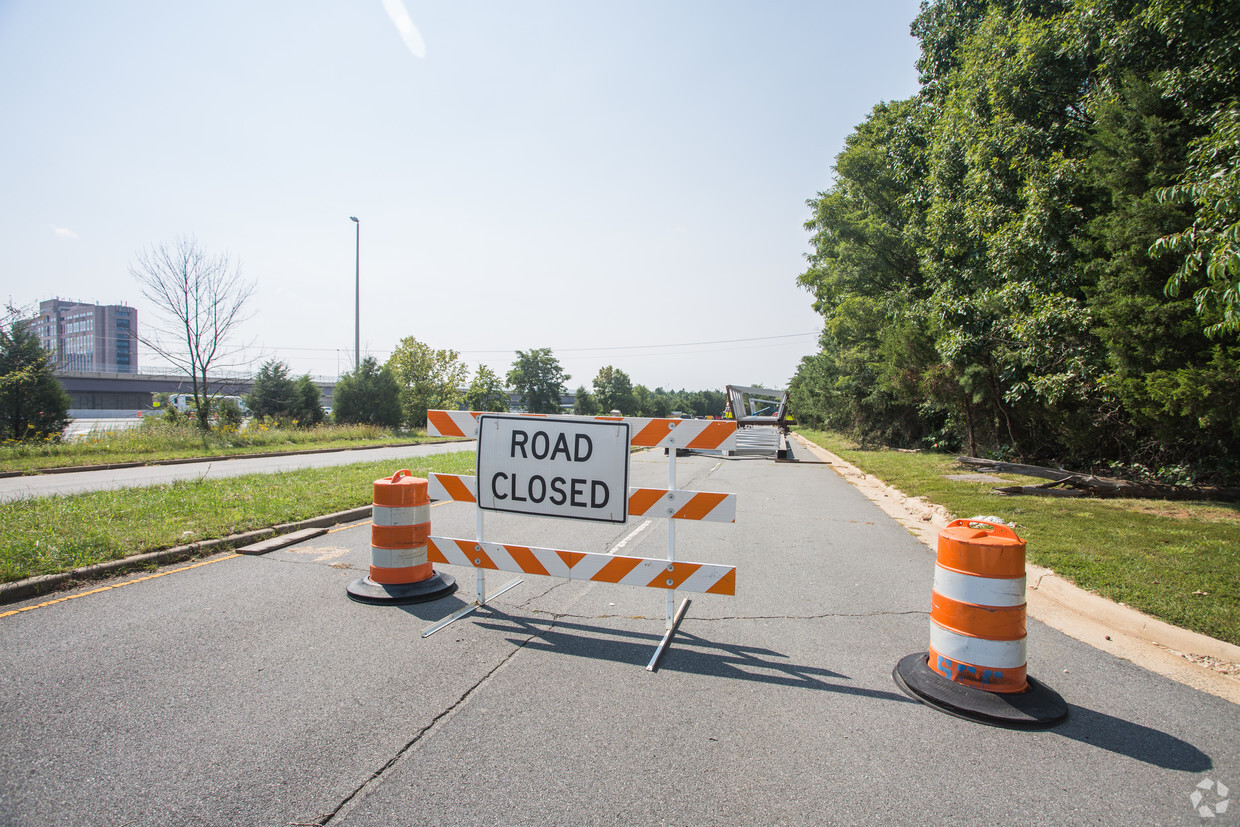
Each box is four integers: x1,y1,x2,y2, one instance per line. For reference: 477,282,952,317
0,421,451,474
797,429,1240,647
0,451,475,583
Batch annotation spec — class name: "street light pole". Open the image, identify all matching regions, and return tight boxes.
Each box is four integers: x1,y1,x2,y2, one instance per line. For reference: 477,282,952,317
350,216,360,371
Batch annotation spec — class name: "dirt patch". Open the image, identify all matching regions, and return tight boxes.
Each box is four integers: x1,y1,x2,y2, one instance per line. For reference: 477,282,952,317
1121,503,1240,523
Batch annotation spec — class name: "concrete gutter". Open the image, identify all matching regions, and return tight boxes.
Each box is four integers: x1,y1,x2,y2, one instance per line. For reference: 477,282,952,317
791,433,1240,705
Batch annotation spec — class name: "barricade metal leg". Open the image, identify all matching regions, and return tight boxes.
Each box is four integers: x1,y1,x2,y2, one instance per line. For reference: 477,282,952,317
645,443,689,670
421,500,522,638
647,597,691,671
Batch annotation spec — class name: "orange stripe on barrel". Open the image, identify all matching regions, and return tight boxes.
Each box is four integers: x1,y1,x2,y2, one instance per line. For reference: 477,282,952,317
936,521,1025,578
928,645,1027,693
370,562,434,585
930,591,1026,641
371,523,430,549
373,472,428,507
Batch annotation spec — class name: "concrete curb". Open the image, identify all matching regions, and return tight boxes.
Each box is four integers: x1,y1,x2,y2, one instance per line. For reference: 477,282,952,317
0,439,468,479
0,505,373,607
791,433,1240,705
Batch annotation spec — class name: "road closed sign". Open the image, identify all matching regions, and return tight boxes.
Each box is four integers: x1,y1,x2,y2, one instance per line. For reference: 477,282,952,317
476,414,630,523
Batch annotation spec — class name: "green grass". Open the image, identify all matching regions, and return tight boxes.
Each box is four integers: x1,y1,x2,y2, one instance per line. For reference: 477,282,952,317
0,452,475,583
0,418,455,474
797,429,1240,647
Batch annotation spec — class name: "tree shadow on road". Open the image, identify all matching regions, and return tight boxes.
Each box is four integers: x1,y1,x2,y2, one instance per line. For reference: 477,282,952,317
472,611,917,706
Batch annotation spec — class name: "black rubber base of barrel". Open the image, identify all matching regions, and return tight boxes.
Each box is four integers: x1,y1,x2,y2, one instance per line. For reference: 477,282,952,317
893,652,1069,730
346,572,457,605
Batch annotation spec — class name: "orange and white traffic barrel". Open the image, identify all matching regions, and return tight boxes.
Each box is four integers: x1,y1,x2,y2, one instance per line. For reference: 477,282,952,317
894,518,1067,729
346,469,457,605
929,519,1028,692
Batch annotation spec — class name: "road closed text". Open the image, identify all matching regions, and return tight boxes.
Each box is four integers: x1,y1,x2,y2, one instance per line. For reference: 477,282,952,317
476,416,630,523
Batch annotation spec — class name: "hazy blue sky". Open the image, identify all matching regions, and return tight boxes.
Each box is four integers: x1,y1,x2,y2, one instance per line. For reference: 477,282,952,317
0,1,923,392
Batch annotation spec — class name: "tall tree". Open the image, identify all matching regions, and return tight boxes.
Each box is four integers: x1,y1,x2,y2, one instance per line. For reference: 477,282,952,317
0,315,71,441
131,236,255,431
333,357,402,428
292,374,325,426
506,348,568,414
246,360,298,421
572,385,600,416
592,365,635,414
385,337,468,428
463,365,510,413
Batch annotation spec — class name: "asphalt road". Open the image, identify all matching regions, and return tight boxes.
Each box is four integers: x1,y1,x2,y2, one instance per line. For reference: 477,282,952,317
0,441,470,502
1,447,1236,825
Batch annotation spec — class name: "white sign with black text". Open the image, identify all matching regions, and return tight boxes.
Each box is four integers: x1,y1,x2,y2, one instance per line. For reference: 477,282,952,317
476,414,630,523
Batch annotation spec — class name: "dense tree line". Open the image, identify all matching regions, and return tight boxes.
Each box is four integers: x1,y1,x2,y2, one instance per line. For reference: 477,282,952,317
573,366,726,419
791,0,1240,483
330,340,727,429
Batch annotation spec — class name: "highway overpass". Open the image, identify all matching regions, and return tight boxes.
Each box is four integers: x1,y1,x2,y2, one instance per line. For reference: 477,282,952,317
54,371,337,412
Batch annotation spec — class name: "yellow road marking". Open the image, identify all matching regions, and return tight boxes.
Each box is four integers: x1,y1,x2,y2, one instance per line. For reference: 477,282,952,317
3,501,455,619
0,554,241,620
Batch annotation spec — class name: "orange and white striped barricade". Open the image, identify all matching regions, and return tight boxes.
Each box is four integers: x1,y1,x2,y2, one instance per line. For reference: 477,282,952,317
346,469,457,605
423,411,739,670
893,518,1067,728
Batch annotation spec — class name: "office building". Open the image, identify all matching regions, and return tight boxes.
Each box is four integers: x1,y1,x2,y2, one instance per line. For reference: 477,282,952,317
36,299,139,373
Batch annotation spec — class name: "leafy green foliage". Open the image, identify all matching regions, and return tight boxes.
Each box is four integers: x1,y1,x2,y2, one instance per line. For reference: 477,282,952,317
463,365,510,413
0,318,71,442
246,360,297,420
246,360,325,427
506,348,569,414
333,357,402,429
592,365,635,414
385,337,468,428
1152,105,1240,335
293,375,325,426
792,0,1240,482
572,385,600,416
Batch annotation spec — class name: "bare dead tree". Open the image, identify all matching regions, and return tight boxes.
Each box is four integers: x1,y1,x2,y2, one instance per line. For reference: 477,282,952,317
131,237,256,430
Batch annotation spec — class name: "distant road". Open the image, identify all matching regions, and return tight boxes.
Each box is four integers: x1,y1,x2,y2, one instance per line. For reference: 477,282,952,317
0,441,473,502
63,414,148,438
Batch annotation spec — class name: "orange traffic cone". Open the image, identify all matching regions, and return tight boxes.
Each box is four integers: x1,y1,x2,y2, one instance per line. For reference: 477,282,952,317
894,518,1067,728
347,469,457,605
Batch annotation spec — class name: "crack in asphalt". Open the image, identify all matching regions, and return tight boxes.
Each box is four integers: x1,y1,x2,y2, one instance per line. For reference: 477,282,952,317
313,615,559,826
312,456,787,822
